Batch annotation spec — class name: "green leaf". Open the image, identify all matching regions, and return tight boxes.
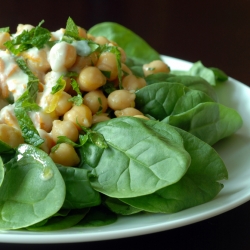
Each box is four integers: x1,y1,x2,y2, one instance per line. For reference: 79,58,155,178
51,75,66,94
0,144,66,229
104,196,142,215
68,78,83,106
0,27,10,33
76,205,117,227
14,59,43,147
119,120,228,213
135,82,214,119
88,22,161,65
188,61,217,86
64,17,81,40
58,166,101,209
209,67,228,82
163,102,243,145
26,209,89,231
4,21,50,55
0,157,4,187
81,117,191,198
99,44,122,88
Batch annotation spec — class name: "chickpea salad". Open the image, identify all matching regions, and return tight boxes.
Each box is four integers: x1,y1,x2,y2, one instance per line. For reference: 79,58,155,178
0,17,242,231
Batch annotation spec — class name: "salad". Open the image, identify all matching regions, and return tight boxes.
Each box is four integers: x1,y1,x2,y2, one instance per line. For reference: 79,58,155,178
0,17,242,231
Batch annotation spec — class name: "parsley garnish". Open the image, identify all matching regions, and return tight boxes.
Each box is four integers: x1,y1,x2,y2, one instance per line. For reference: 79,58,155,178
4,20,51,55
99,44,122,88
14,59,43,147
51,75,66,94
68,78,83,106
0,27,10,33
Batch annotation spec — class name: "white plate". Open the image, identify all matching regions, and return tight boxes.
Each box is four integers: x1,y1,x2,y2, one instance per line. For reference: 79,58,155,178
1,56,250,244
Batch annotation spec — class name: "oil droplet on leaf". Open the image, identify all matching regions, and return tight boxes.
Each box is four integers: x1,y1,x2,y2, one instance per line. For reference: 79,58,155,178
40,167,53,180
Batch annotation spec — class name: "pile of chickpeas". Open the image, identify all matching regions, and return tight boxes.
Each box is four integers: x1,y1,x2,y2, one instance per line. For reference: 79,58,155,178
0,24,170,167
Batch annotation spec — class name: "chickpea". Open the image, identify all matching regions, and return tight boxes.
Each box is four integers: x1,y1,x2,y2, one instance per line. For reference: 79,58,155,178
51,120,79,143
55,91,73,116
96,52,118,81
121,63,132,76
114,107,143,117
0,104,19,129
143,60,170,77
0,124,24,148
16,24,34,35
48,41,77,72
78,26,87,38
77,66,106,92
94,36,110,45
37,128,55,154
83,90,108,114
70,52,98,72
92,113,111,124
22,47,50,73
32,111,58,132
122,74,146,91
107,89,136,110
49,143,80,166
0,32,10,50
63,104,92,129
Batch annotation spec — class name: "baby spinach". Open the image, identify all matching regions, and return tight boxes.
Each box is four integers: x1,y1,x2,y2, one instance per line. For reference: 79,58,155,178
80,117,191,198
135,82,214,120
0,158,3,187
120,120,228,213
104,196,142,215
172,61,228,86
57,166,101,209
0,144,66,230
76,205,117,227
26,208,89,231
163,102,243,145
145,73,218,102
88,22,161,65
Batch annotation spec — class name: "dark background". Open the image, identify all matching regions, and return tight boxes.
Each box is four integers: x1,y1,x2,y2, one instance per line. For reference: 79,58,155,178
0,0,250,249
0,0,249,85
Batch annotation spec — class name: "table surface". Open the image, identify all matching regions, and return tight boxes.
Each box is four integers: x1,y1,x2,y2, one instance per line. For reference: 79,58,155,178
0,1,249,249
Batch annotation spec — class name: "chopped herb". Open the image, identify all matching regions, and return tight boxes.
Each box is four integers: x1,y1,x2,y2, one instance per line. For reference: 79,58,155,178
78,124,108,149
68,78,83,106
101,81,116,95
64,17,81,41
99,44,122,88
101,70,111,79
51,76,66,94
0,27,10,33
14,59,43,147
51,134,88,153
4,21,51,55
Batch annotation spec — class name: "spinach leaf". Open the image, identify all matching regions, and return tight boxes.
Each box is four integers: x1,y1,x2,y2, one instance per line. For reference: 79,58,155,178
0,158,4,187
57,166,101,209
135,82,214,120
88,22,161,65
0,144,66,229
163,102,243,145
120,121,228,213
145,73,217,101
172,61,228,86
76,205,117,227
26,208,89,231
80,117,191,198
104,196,142,215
